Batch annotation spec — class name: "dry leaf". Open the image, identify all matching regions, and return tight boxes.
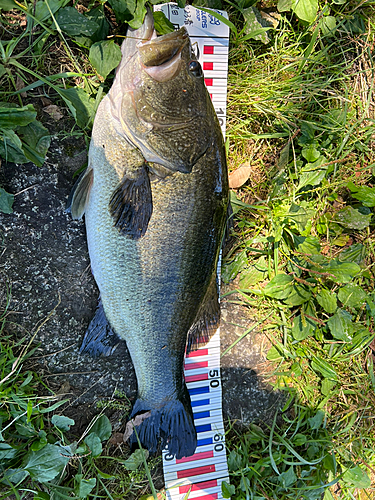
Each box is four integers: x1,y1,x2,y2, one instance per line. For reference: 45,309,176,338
109,432,124,446
229,163,252,189
123,411,151,442
16,75,27,97
43,105,64,121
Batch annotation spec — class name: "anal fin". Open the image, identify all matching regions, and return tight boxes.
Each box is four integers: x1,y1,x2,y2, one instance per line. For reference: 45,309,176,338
186,273,220,354
109,164,152,239
80,299,120,357
66,166,93,220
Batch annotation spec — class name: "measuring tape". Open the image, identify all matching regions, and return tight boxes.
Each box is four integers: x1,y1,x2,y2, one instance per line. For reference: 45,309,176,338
154,4,230,498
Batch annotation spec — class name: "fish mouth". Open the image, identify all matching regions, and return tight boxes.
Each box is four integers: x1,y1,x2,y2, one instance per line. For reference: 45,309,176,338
137,21,189,82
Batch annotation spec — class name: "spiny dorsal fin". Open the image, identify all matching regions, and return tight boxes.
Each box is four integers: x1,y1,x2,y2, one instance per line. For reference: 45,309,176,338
186,273,220,354
66,167,93,220
109,164,153,239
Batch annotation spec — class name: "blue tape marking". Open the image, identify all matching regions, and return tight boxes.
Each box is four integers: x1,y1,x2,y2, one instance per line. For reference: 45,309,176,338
195,423,212,433
191,399,210,407
194,411,210,420
197,437,213,447
189,386,209,396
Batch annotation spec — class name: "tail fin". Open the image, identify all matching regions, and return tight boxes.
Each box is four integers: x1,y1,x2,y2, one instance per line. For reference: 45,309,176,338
127,387,197,459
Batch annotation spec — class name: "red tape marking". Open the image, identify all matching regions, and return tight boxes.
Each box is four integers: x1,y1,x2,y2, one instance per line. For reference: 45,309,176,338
185,361,209,371
176,450,214,464
177,465,216,479
204,45,214,54
179,479,218,493
205,78,213,86
186,349,208,358
185,373,209,383
203,62,214,70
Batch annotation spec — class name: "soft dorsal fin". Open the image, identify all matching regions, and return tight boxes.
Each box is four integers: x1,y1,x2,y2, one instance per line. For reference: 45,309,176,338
109,163,153,239
66,167,93,220
186,273,220,354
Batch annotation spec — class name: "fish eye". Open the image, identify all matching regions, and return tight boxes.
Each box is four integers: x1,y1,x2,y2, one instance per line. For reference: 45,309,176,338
189,60,203,78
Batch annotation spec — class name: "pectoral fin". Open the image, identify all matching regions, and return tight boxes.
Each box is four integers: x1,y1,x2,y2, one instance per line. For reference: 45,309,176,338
66,167,93,219
109,164,153,239
186,273,220,354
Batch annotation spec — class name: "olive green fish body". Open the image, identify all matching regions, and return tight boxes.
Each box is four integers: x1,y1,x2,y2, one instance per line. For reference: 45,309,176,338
70,11,228,458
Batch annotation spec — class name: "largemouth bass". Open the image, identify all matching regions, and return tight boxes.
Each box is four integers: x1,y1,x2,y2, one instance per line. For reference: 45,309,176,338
68,10,228,459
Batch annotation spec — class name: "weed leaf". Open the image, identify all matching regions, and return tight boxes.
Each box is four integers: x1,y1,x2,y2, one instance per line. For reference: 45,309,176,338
51,415,75,431
153,11,175,34
24,443,72,482
0,188,14,214
31,0,70,24
1,468,29,485
89,40,122,80
90,415,112,441
221,480,236,498
107,0,136,22
278,466,297,487
84,433,102,457
0,443,18,462
318,260,360,283
264,274,293,300
308,409,325,429
292,314,315,340
17,120,51,167
342,465,371,488
0,104,36,129
222,250,248,283
338,283,367,309
59,87,96,129
55,7,99,36
327,309,353,342
316,288,337,314
122,448,149,470
347,182,375,207
334,206,372,230
74,474,97,498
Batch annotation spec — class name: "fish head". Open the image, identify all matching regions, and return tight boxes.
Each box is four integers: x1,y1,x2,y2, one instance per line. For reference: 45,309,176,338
110,10,215,174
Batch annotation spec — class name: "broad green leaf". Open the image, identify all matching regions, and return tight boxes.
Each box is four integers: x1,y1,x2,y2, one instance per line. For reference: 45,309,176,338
227,450,243,471
0,129,28,163
320,15,336,36
301,144,320,162
308,409,325,429
319,259,360,283
239,256,268,287
1,468,29,485
122,448,149,470
222,250,248,283
311,357,338,380
24,443,72,483
292,0,318,22
347,182,375,207
243,6,272,44
291,314,315,341
0,443,18,462
51,415,75,432
278,466,297,488
153,11,174,34
278,0,318,22
288,203,315,233
74,474,97,498
59,87,96,129
84,433,102,457
107,0,136,22
327,308,353,342
90,415,112,441
54,7,99,36
0,104,36,129
338,243,366,264
264,274,293,300
0,64,6,78
334,206,372,230
87,5,110,43
338,283,367,309
267,346,283,361
293,433,307,446
0,0,18,10
128,0,147,29
31,0,70,23
294,235,321,254
17,120,50,167
297,158,327,190
316,288,337,314
89,40,122,80
284,283,311,306
342,466,371,488
322,378,336,396
222,480,236,498
0,188,14,214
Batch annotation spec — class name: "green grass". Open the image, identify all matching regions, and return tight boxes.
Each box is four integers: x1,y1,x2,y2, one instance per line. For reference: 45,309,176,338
1,0,375,499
